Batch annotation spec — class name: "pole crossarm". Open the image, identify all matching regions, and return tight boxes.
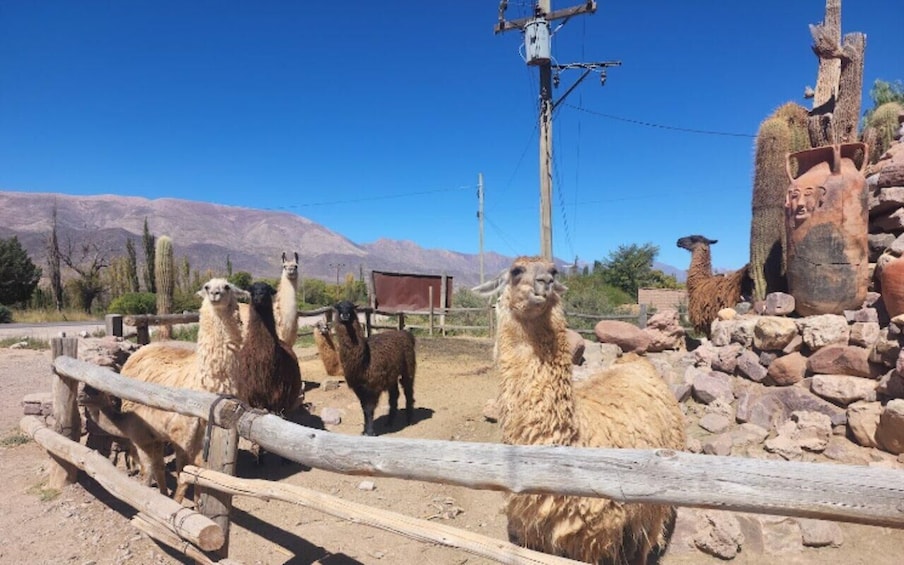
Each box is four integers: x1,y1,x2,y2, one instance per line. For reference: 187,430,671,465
552,61,621,110
496,1,597,33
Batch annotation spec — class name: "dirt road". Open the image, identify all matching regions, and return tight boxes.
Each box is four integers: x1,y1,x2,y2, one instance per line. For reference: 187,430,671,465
1,337,902,564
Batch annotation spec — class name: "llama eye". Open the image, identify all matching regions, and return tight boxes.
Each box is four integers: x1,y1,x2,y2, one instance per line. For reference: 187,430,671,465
550,269,558,278
510,266,525,278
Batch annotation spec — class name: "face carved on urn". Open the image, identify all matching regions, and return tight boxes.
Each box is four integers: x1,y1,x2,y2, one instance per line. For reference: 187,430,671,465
786,184,825,227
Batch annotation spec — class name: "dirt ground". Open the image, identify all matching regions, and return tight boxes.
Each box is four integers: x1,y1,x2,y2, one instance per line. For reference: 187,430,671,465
1,337,902,565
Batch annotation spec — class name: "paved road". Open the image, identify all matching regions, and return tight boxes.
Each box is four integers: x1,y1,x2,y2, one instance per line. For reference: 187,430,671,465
0,320,107,341
0,312,339,344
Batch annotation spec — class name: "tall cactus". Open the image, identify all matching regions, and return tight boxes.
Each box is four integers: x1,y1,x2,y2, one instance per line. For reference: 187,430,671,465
154,235,175,339
862,101,904,165
749,102,811,301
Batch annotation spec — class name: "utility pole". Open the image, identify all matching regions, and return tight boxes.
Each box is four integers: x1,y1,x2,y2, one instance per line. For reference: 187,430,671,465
477,172,485,284
329,262,346,301
496,1,620,261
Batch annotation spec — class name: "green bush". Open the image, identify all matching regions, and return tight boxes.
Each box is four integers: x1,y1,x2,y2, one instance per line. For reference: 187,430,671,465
108,292,157,315
172,290,202,313
0,304,12,323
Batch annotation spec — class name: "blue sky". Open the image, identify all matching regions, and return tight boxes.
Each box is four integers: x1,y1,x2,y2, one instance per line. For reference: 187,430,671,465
1,1,901,272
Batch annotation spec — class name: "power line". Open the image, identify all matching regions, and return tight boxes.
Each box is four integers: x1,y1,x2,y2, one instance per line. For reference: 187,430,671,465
484,214,521,255
273,185,474,210
564,103,757,138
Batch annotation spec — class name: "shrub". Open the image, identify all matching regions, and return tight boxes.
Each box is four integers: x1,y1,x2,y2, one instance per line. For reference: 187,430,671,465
0,304,12,324
108,292,157,315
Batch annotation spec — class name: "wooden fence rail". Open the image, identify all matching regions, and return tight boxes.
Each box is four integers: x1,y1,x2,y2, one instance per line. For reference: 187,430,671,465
115,304,648,344
20,415,225,552
50,355,904,529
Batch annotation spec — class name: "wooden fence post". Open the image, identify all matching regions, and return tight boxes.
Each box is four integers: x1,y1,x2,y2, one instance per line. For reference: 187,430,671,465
136,323,150,345
364,309,373,338
50,337,80,489
196,425,238,560
105,314,123,338
638,304,648,328
440,274,447,337
397,312,405,331
428,287,434,337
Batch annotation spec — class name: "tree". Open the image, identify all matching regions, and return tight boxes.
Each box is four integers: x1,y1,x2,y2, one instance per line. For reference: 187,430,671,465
46,203,64,311
61,238,110,313
0,236,42,305
125,237,140,292
598,243,672,298
142,218,156,293
227,271,253,290
867,79,904,110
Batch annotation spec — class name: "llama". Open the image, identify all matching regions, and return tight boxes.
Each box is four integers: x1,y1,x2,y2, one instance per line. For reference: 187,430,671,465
677,235,752,336
80,385,150,477
119,278,248,501
238,281,303,415
474,256,686,564
332,301,416,436
274,251,300,348
313,320,343,376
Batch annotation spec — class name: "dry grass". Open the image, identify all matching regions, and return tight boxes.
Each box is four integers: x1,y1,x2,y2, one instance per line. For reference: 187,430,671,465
12,308,100,324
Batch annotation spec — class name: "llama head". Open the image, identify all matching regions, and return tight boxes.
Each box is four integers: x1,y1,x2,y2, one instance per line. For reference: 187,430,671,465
314,320,331,335
281,252,299,281
475,256,566,321
676,235,717,252
197,278,249,309
249,281,277,309
334,301,359,325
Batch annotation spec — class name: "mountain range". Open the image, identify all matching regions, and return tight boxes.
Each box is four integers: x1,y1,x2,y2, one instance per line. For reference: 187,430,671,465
0,190,685,290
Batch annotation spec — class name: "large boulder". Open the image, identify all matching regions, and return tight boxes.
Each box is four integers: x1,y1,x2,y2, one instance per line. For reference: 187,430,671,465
594,320,650,354
643,308,685,352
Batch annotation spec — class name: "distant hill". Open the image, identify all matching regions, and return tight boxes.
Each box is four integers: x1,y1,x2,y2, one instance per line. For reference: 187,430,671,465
0,191,517,289
0,190,686,290
654,261,687,284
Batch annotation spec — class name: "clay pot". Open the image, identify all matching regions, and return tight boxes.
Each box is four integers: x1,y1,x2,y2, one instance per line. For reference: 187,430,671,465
878,252,904,318
784,143,869,316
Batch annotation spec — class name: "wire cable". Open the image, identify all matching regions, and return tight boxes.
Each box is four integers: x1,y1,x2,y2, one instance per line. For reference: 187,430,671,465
564,103,756,138
273,185,474,210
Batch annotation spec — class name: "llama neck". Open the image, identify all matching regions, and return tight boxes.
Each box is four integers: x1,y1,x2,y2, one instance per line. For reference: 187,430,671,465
495,299,579,446
334,320,367,376
278,276,298,312
197,302,243,394
243,303,279,354
686,246,713,289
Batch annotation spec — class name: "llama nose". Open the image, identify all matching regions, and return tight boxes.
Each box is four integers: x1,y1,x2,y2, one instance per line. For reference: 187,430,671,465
534,277,553,296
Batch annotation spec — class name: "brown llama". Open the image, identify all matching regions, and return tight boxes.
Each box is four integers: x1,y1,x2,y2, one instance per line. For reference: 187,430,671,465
474,256,686,564
677,235,751,336
332,300,416,436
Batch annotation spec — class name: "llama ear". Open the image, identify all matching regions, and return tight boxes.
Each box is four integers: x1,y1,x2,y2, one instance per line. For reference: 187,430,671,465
294,251,299,263
281,252,287,262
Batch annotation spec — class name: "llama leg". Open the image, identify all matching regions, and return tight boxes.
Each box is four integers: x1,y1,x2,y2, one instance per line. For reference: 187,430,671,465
401,373,415,424
135,442,168,496
172,447,191,503
387,383,399,425
358,395,377,436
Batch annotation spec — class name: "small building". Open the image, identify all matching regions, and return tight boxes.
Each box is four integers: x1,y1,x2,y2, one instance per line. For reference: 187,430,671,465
637,288,687,313
371,271,452,312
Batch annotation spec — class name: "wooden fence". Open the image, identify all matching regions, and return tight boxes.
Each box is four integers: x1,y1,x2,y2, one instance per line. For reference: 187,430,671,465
114,303,648,344
20,337,904,563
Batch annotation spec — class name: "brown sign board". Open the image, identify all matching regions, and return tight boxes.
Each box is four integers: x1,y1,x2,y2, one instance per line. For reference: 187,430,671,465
371,271,452,312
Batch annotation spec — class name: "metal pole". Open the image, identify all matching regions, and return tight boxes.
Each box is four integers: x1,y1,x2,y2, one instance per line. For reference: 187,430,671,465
478,172,485,283
538,0,553,261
